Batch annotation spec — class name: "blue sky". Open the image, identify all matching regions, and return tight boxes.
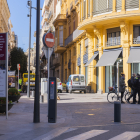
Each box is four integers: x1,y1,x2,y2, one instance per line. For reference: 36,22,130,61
7,0,44,52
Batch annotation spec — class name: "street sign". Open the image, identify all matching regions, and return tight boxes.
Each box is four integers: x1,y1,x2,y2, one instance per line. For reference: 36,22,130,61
0,33,8,119
43,33,55,48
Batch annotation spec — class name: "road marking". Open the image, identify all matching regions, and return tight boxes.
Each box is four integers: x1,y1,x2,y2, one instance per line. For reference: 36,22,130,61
109,131,140,140
46,38,54,42
64,130,109,140
33,127,70,140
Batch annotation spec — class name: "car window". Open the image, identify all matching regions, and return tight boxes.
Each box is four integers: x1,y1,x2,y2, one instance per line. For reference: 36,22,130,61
80,76,84,82
57,78,61,82
73,76,80,82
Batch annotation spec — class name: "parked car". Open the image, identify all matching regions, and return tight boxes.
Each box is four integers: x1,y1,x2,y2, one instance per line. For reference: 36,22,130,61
66,74,86,93
57,78,63,93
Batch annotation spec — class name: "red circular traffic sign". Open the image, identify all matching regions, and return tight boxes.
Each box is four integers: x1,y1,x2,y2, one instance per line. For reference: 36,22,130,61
44,33,55,48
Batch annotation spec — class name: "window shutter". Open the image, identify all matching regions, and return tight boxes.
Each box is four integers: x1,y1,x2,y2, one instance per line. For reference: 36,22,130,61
125,0,139,9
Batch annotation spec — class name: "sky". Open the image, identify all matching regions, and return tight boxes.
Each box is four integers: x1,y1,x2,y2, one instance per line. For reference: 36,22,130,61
7,0,44,52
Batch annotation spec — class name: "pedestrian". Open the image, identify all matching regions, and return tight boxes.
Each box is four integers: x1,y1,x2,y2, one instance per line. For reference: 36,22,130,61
126,73,136,103
131,73,139,104
136,74,140,104
119,73,126,103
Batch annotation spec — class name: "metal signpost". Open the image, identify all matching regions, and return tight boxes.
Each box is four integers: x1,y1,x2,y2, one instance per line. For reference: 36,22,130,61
43,32,55,115
17,64,20,92
0,33,8,119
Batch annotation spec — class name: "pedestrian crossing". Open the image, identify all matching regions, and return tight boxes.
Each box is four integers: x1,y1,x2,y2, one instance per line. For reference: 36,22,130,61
34,127,140,140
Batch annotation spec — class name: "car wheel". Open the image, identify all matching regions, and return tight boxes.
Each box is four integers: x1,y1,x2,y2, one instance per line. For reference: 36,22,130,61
80,91,82,93
60,90,62,93
66,88,68,93
84,90,86,94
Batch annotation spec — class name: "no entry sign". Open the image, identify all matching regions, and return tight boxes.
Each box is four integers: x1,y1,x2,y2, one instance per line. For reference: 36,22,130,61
43,33,55,48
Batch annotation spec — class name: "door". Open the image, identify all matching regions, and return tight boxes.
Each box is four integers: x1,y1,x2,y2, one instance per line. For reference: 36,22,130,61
80,75,85,86
73,75,80,86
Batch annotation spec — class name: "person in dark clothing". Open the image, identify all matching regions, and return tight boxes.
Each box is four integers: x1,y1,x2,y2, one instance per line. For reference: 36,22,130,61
119,73,126,103
131,73,140,104
126,73,136,103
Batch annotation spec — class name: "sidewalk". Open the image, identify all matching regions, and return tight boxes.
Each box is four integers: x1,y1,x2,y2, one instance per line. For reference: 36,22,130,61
0,93,140,140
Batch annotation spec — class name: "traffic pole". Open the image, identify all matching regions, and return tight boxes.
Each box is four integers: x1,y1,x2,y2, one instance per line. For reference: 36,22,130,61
34,0,40,123
18,64,19,92
27,0,32,98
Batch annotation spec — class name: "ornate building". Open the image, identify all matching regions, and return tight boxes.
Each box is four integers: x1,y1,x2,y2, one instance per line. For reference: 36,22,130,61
54,0,140,93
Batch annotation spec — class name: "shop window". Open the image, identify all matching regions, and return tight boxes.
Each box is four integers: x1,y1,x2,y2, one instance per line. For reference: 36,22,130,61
107,27,121,46
133,25,140,44
131,63,140,75
105,57,123,93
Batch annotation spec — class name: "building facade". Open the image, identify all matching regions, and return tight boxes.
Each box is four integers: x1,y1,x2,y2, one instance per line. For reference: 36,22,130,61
54,0,140,93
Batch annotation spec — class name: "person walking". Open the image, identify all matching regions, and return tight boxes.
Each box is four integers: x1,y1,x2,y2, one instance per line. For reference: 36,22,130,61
126,73,136,103
119,73,126,103
131,73,139,104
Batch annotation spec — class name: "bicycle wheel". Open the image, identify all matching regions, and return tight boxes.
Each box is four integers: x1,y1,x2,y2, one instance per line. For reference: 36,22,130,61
107,92,118,103
125,92,131,101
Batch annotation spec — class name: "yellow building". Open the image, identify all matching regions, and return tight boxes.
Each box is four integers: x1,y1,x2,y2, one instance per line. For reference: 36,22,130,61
0,0,10,33
54,0,140,93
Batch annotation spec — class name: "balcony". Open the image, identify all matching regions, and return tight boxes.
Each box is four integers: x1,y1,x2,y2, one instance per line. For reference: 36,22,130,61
106,37,121,47
53,14,67,25
83,53,88,64
68,59,71,69
54,38,66,53
65,33,73,46
66,8,71,18
53,57,61,66
77,56,81,66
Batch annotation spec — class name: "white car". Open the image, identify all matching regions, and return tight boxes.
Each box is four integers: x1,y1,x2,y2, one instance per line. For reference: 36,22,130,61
66,74,86,93
57,78,63,93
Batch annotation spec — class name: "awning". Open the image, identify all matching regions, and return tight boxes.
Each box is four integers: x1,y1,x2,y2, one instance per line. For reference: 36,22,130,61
127,48,140,63
85,53,98,67
96,49,122,67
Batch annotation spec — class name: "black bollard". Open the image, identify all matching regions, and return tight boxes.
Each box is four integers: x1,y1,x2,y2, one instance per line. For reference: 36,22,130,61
114,101,121,122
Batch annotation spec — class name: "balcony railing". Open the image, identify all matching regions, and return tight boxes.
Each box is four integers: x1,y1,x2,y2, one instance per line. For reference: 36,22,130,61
106,37,121,47
65,33,73,46
77,56,81,66
133,37,140,44
68,59,71,69
83,53,88,64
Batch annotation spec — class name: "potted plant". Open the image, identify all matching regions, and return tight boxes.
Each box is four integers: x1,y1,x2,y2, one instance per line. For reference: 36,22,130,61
8,88,21,103
0,98,13,114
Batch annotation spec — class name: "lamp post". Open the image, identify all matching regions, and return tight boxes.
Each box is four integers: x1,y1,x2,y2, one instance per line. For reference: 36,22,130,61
27,0,32,98
33,0,40,123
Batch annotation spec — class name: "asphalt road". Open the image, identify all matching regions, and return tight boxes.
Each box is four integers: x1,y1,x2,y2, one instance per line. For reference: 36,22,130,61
0,92,140,140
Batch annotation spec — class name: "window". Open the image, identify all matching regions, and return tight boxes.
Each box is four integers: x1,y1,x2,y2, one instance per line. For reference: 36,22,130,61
107,27,121,46
73,47,76,56
133,25,140,44
93,0,112,15
59,26,63,46
69,26,71,35
73,76,80,82
83,0,86,20
125,0,139,10
73,21,75,31
80,76,85,82
88,0,90,17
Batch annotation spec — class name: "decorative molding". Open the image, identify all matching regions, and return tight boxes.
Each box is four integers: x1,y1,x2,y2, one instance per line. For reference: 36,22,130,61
93,26,101,39
120,21,128,35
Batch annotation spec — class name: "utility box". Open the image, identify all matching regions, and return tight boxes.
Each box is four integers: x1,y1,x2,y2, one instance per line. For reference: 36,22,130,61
41,78,48,102
48,77,57,123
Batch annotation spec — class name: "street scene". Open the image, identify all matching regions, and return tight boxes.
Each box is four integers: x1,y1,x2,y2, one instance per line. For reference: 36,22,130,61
1,0,140,140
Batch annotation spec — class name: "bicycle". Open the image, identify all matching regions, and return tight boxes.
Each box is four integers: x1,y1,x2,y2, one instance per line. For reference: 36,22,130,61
107,87,121,103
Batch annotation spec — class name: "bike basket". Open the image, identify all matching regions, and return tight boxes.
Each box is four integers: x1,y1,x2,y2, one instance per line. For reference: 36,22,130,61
108,87,113,91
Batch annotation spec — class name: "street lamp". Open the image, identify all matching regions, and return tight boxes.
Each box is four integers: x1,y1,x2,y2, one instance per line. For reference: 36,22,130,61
27,0,42,98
